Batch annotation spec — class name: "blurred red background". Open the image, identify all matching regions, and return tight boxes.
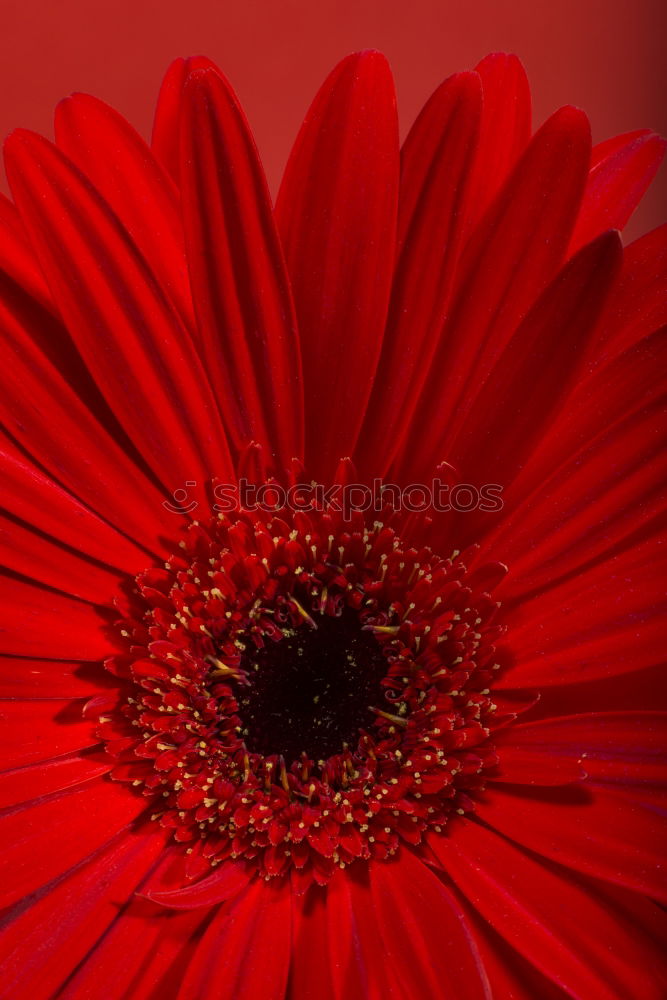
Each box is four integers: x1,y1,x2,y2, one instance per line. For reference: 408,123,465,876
1,0,665,237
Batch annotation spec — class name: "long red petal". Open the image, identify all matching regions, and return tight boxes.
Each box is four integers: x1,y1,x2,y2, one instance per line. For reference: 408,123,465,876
0,278,177,555
449,230,621,489
180,67,303,466
276,51,399,480
466,52,532,229
0,657,115,700
0,778,146,907
501,534,665,687
470,326,666,578
0,511,126,605
0,575,112,659
429,819,667,999
477,783,667,901
394,105,591,481
495,711,667,785
55,92,195,332
4,130,233,496
355,71,482,478
0,192,53,307
176,878,291,1000
570,130,666,253
0,699,98,770
325,868,405,1000
0,824,164,1000
370,849,492,999
0,751,111,809
0,436,151,573
484,402,666,601
151,55,221,183
593,223,667,360
60,900,208,1000
490,746,584,787
454,886,571,1000
289,885,337,1000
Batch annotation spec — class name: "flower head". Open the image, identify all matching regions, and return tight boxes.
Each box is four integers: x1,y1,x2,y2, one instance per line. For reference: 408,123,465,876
0,50,665,999
103,503,506,886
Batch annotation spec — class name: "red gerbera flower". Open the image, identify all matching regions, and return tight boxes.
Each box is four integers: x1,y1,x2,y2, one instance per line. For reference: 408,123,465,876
0,50,665,999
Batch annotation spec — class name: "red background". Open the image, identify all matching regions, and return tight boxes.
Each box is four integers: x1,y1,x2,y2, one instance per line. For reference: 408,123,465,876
1,0,665,237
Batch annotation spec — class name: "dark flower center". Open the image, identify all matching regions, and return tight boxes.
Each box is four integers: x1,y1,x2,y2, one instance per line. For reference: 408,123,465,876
98,499,509,885
239,606,387,762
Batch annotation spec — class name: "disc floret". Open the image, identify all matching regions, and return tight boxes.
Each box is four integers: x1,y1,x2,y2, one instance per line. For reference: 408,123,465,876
100,503,506,884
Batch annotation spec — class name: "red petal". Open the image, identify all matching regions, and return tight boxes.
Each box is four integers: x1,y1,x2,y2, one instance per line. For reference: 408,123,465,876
570,130,666,253
429,819,667,999
0,192,53,306
55,92,195,332
458,887,586,1000
179,68,303,466
151,55,220,183
491,406,664,601
490,746,584,786
4,130,233,495
324,868,403,1000
466,53,532,229
501,534,665,687
60,901,208,999
594,880,667,957
177,878,291,1000
141,859,251,908
477,783,667,901
0,657,114,700
0,278,178,555
495,711,667,786
0,824,163,999
276,51,399,480
594,223,667,360
356,71,482,477
0,575,112,659
289,886,337,1000
0,699,98,770
449,230,621,490
395,105,591,482
527,663,667,726
0,437,152,573
473,326,666,584
0,778,146,907
0,750,111,808
0,511,126,605
370,849,491,999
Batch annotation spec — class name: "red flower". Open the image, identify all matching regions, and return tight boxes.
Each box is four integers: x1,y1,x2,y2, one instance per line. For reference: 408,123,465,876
0,50,665,999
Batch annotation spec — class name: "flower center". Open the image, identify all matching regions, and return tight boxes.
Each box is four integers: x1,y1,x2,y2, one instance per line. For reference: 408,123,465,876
98,500,508,885
238,606,387,762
